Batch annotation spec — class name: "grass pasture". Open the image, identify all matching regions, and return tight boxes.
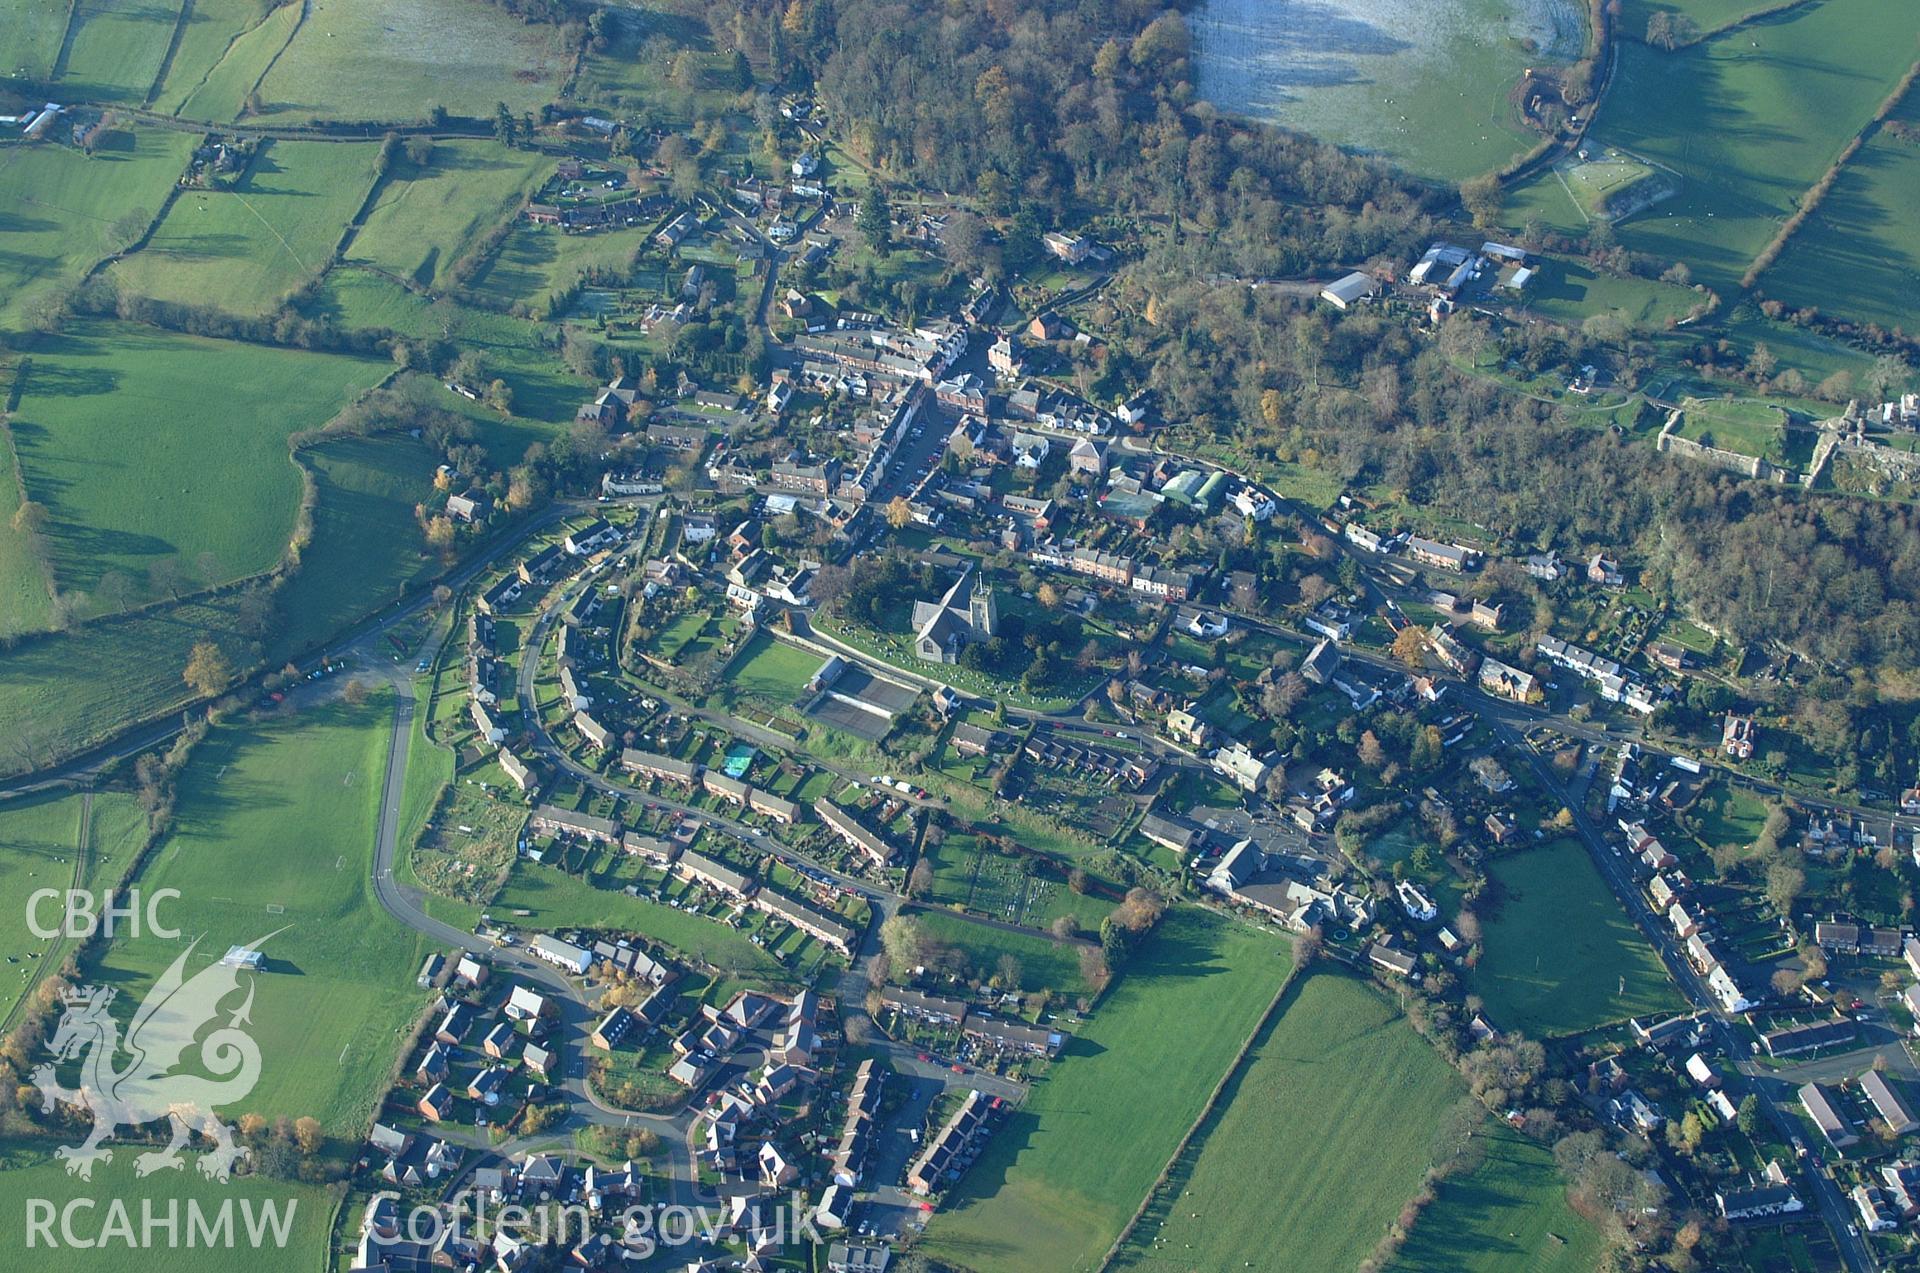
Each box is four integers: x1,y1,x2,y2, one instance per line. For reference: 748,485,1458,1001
1592,0,1920,292
1113,974,1470,1273
148,0,285,114
305,267,440,337
56,0,183,105
1192,0,1582,183
0,1137,338,1270
84,696,431,1133
267,433,438,661
0,124,196,332
491,861,784,976
0,591,260,778
0,0,70,81
8,320,388,613
1761,91,1920,332
253,0,568,124
110,139,382,315
0,422,54,637
0,790,148,1027
1392,1124,1601,1273
345,139,551,289
1474,838,1682,1036
470,220,658,315
1516,255,1701,329
171,0,305,121
923,909,1291,1273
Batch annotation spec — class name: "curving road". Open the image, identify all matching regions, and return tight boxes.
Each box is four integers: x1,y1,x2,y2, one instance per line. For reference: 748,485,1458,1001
362,658,706,1204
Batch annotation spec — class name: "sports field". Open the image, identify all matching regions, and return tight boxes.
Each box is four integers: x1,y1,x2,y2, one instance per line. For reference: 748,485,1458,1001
7,320,388,616
1472,838,1681,1036
110,139,383,315
85,696,430,1132
1392,1125,1601,1273
1193,0,1584,183
1761,90,1920,332
923,909,1292,1273
346,139,551,289
252,0,568,124
0,124,195,332
1114,974,1468,1272
0,1137,338,1270
726,633,824,705
1589,0,1920,292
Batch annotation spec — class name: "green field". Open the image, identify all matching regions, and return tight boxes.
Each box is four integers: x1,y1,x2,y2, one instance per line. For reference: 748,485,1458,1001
0,125,196,331
908,909,1092,997
253,0,568,124
110,139,382,315
57,0,183,104
923,909,1292,1273
1517,256,1701,329
8,320,388,616
305,267,441,337
0,420,54,637
1392,1125,1602,1273
1671,395,1792,460
0,591,259,777
0,1137,338,1270
1762,90,1920,332
726,633,824,705
268,434,438,660
470,221,659,315
1473,839,1682,1036
1114,974,1470,1273
1622,0,1789,38
0,790,148,1026
1585,0,1920,292
346,139,551,289
85,696,430,1132
148,0,286,115
0,0,70,80
172,0,305,121
1192,0,1581,183
491,861,786,976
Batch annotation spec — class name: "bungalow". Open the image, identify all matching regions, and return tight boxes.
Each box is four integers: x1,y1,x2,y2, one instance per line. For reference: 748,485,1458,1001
564,519,622,556
1861,1069,1918,1136
1139,812,1203,856
1717,1184,1803,1221
1854,1185,1899,1233
1369,943,1418,978
1799,1082,1859,1149
506,985,548,1022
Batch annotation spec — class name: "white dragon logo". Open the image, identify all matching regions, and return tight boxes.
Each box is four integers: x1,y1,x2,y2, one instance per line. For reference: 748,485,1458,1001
30,933,273,1181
